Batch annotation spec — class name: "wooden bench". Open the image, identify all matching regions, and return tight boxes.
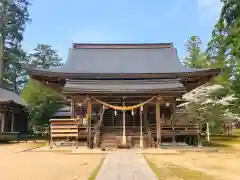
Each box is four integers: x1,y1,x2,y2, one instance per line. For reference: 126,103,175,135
49,119,79,148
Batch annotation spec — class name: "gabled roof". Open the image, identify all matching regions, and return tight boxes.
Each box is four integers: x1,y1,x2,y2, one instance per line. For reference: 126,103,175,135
27,43,220,79
0,88,25,106
62,45,202,74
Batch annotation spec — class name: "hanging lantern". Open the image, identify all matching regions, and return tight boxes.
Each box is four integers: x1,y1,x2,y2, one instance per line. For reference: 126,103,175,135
114,109,117,116
131,109,134,116
78,103,82,107
140,106,143,112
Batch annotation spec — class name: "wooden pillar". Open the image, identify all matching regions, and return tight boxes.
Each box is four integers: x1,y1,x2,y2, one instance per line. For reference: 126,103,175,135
230,123,233,135
0,112,4,134
171,100,176,124
70,98,76,119
75,102,83,124
122,109,126,144
143,105,151,148
139,106,143,148
227,123,230,136
87,98,92,148
79,103,83,125
156,98,161,148
11,113,14,132
171,99,177,145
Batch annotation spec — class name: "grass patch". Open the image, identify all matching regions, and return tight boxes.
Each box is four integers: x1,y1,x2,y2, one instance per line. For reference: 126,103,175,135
26,141,48,148
202,135,240,150
145,156,161,179
88,155,105,180
202,141,229,148
233,128,240,136
168,165,216,180
145,156,216,180
210,136,240,141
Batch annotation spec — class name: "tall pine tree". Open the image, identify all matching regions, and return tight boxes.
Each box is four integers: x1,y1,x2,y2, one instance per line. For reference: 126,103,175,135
0,0,30,91
183,36,209,68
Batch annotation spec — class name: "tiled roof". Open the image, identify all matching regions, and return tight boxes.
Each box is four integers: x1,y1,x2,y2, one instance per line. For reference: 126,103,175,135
0,88,25,105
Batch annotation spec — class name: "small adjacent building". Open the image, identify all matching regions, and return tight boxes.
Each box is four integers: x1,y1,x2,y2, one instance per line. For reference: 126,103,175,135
0,88,28,136
27,43,220,148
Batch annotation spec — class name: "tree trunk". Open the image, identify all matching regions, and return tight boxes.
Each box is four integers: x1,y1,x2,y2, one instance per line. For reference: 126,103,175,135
0,1,8,88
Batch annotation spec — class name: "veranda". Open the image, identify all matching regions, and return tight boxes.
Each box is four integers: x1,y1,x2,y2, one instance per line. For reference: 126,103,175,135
49,94,200,149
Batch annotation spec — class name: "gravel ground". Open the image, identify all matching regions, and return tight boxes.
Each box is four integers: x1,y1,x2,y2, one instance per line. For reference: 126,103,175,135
0,143,103,180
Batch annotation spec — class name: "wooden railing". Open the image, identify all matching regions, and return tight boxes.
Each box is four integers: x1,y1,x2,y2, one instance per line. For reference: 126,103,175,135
100,126,146,135
150,124,200,136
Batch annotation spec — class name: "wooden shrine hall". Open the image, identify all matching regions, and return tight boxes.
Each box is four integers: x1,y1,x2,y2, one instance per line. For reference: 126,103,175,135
27,43,221,148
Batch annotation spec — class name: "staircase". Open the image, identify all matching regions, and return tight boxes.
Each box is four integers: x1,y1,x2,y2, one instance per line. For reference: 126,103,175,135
99,127,121,149
99,109,150,148
99,126,150,148
100,132,118,149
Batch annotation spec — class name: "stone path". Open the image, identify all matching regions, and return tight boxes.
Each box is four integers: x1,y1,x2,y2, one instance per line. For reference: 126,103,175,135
96,150,158,180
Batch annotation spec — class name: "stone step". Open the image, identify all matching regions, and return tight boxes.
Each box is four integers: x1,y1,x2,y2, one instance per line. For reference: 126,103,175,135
101,139,116,142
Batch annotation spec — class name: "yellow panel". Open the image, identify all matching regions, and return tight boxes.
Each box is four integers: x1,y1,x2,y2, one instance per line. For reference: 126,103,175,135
51,133,78,137
51,121,79,125
51,125,78,129
51,129,78,133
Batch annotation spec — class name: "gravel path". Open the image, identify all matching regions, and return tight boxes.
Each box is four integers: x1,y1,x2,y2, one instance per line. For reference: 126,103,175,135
96,150,158,180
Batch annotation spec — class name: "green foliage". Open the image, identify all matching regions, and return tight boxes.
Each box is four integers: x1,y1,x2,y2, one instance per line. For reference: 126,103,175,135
183,36,209,68
4,48,29,92
0,0,30,46
185,102,225,134
21,79,64,127
183,35,228,133
208,87,231,101
201,0,240,119
0,0,30,90
21,43,64,127
208,0,240,78
29,44,63,68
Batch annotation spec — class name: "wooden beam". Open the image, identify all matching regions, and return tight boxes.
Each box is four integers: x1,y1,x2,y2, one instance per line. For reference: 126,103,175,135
143,105,151,148
156,98,161,148
72,95,182,103
70,98,76,118
87,98,92,148
63,91,186,97
0,113,5,134
11,113,14,132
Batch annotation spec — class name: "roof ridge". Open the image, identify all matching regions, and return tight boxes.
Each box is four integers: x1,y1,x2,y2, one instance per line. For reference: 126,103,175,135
72,43,173,49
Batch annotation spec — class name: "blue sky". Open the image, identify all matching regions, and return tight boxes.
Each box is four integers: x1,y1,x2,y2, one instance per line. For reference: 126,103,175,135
22,0,222,61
